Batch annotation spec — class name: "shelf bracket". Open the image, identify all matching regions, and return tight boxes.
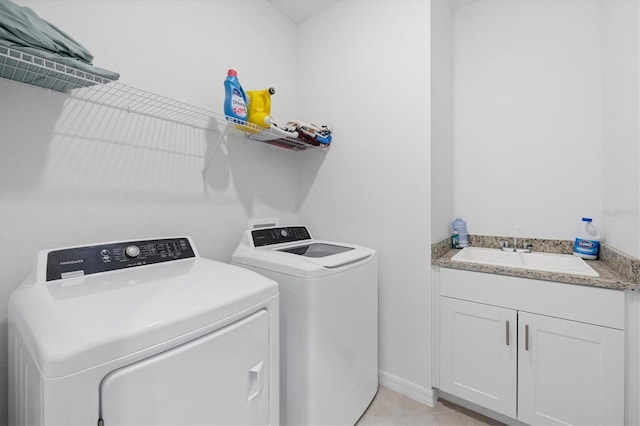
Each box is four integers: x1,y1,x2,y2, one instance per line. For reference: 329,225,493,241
202,125,229,176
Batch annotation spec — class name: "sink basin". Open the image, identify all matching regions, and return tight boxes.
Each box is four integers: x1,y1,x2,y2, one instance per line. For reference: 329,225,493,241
451,247,599,277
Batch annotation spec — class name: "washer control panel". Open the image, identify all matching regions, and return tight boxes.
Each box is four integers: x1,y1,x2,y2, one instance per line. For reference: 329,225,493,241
252,226,311,247
46,238,195,281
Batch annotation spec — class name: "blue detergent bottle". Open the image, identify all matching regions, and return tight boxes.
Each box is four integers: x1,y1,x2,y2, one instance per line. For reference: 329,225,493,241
223,69,248,123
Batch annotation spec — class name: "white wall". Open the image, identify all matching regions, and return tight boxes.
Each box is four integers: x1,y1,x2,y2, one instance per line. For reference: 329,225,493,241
601,0,640,258
296,0,433,401
0,1,300,422
431,0,453,242
452,0,604,240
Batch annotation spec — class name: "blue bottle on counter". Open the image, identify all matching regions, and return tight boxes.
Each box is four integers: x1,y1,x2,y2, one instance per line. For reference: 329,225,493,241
223,69,248,123
452,218,469,248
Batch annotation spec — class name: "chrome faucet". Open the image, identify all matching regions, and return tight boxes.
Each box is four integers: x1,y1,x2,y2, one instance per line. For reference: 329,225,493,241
501,238,532,253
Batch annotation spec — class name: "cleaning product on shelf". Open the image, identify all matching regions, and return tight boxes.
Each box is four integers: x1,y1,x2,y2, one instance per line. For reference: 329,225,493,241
573,217,601,260
285,121,332,146
452,218,469,248
247,120,299,142
246,87,275,132
223,69,248,124
452,230,460,249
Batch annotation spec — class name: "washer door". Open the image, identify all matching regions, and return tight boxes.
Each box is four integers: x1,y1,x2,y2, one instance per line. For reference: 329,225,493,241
100,310,270,425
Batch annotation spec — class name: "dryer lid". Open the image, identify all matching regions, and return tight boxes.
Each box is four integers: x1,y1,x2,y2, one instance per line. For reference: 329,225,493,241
9,256,278,378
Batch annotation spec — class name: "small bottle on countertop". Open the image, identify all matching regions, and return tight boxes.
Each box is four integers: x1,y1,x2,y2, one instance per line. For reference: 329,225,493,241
452,218,469,248
452,230,460,249
573,217,600,260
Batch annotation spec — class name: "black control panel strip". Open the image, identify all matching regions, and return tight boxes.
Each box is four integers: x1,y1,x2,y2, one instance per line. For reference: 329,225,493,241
46,238,195,281
252,226,311,247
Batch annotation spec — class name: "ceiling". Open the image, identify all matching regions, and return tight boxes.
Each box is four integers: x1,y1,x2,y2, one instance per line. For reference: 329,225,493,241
267,0,340,24
268,1,478,24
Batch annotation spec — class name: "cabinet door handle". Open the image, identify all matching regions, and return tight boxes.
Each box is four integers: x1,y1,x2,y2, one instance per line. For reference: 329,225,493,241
525,324,529,351
505,320,510,346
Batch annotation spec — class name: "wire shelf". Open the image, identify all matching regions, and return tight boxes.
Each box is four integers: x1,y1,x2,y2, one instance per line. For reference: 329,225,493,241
0,45,112,92
0,45,328,152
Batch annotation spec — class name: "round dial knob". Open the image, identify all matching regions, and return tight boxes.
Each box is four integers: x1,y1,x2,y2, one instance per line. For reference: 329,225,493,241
125,245,141,258
280,229,288,237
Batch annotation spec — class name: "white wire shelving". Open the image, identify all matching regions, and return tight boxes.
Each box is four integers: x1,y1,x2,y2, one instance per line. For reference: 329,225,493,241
0,45,329,158
0,44,112,92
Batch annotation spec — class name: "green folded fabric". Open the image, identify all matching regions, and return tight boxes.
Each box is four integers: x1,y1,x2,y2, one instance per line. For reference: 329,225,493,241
0,38,119,81
0,0,119,91
0,0,93,63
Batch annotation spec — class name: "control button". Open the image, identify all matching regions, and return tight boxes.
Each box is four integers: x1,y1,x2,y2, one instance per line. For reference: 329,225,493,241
125,245,141,258
280,229,288,237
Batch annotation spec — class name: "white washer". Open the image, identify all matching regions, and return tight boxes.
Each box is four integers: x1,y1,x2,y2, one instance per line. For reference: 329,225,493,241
9,237,279,426
232,226,378,426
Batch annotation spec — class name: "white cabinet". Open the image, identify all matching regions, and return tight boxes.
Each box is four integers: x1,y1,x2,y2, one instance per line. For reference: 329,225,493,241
518,312,624,426
439,297,516,418
437,268,626,425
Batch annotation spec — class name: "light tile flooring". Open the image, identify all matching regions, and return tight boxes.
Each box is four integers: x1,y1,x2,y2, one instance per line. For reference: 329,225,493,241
356,386,505,426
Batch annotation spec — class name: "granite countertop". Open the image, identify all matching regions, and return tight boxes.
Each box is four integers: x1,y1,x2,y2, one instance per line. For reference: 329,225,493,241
431,236,640,290
433,248,637,291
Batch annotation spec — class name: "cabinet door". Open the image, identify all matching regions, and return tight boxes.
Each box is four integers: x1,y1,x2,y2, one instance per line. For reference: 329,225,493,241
518,312,624,426
440,296,517,418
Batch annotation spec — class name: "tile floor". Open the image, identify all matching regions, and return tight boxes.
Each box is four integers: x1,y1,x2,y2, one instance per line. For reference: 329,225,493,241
356,386,505,426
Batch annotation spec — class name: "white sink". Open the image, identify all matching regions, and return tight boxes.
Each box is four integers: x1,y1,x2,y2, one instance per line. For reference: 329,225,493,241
451,247,599,277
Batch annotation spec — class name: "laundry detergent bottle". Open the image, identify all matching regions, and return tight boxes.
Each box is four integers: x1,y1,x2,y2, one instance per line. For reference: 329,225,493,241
246,87,275,131
573,217,601,260
223,69,248,123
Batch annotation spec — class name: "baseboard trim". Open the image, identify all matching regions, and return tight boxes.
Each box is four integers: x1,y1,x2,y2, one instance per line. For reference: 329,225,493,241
378,370,437,407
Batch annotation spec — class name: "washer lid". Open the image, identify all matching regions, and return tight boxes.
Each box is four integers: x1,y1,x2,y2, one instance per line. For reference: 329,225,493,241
232,240,376,279
8,257,278,378
277,242,354,257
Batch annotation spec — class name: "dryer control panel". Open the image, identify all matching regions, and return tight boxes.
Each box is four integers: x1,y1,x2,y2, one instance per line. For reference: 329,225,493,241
252,226,311,247
46,238,195,281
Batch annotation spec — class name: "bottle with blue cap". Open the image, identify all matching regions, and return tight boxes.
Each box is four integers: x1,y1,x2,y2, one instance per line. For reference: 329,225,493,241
223,69,248,123
573,217,600,260
452,218,469,248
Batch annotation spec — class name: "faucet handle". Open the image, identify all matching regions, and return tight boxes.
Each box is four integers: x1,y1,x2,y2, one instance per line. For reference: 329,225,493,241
501,241,513,252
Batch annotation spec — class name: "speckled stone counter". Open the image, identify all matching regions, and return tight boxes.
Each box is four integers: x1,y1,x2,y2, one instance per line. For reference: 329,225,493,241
432,235,639,291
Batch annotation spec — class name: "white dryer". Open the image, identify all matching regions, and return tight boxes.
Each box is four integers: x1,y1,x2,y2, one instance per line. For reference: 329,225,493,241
9,237,279,426
232,226,378,426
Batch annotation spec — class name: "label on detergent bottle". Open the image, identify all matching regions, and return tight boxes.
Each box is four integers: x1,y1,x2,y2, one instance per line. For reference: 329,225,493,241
573,238,600,257
231,88,247,118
